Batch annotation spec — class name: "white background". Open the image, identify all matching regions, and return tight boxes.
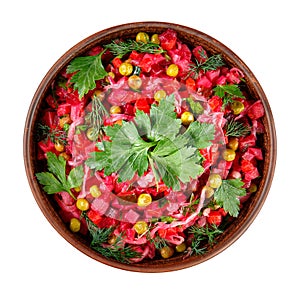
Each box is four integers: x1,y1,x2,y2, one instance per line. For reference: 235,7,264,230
1,0,299,299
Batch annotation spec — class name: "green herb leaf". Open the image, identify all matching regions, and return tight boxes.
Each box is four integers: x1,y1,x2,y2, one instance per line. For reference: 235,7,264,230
134,109,151,137
37,123,67,145
198,54,225,72
182,121,215,149
149,94,181,141
214,178,246,217
85,94,109,139
35,172,65,194
84,214,141,263
66,51,108,98
187,54,225,79
36,152,84,199
105,39,164,58
188,224,223,256
225,119,250,137
46,152,68,185
86,94,215,190
85,141,112,175
213,84,245,108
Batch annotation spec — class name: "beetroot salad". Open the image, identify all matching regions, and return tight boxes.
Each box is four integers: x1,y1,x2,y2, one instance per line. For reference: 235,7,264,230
35,29,265,263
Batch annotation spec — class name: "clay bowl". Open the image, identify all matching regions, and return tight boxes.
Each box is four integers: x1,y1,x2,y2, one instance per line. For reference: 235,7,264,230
23,22,276,272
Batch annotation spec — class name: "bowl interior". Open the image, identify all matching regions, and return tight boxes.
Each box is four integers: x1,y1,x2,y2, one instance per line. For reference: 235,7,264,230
24,22,276,272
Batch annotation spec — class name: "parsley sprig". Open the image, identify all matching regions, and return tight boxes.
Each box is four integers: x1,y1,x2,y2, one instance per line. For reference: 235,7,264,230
213,84,245,108
36,152,84,199
214,178,246,217
66,40,164,99
86,94,215,190
66,50,108,99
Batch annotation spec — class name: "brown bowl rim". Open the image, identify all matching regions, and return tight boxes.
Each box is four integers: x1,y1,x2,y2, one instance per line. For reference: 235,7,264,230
23,21,277,272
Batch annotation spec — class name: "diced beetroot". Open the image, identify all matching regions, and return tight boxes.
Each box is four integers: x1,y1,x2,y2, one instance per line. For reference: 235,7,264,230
239,134,256,151
87,46,102,56
129,50,144,64
134,98,150,113
45,95,57,108
87,209,103,225
169,42,191,61
57,103,71,117
241,159,256,173
208,95,222,112
159,29,177,50
244,167,260,181
196,75,212,90
207,210,223,226
123,209,140,223
168,42,192,76
112,57,122,68
247,100,265,120
192,46,207,63
59,191,74,205
140,55,152,73
206,69,220,84
185,77,196,91
242,147,263,161
123,103,135,115
226,67,244,84
42,110,57,128
216,75,227,85
255,120,265,134
38,139,57,155
97,216,118,228
241,159,260,180
91,198,109,215
56,87,80,105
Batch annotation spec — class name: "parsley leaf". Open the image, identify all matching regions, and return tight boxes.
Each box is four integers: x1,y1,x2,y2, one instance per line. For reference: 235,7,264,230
149,94,181,141
134,109,151,137
66,51,108,98
86,94,215,190
36,152,84,199
213,84,245,108
182,121,215,149
214,178,246,217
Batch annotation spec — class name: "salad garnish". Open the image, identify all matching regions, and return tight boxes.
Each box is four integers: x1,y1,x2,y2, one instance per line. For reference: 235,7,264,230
187,53,225,78
188,224,224,256
66,50,108,98
86,94,215,190
36,152,84,199
225,119,250,137
105,39,164,58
